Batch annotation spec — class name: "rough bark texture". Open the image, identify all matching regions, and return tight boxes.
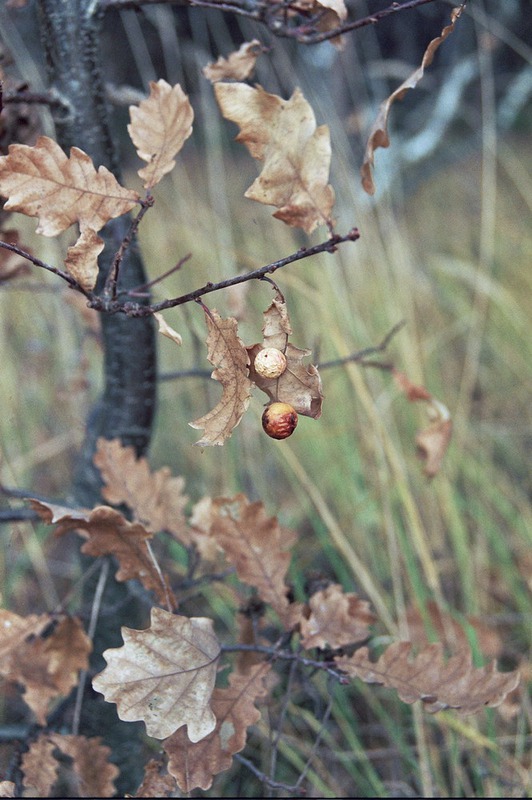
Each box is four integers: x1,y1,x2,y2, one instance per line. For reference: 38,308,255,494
35,1,157,791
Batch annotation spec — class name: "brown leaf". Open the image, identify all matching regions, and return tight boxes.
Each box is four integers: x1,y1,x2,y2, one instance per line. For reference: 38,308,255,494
47,734,119,798
93,438,189,545
214,83,335,233
133,759,178,798
300,584,375,650
209,494,300,627
190,309,253,446
128,80,194,189
31,499,176,608
361,5,465,195
21,735,58,798
154,311,182,346
336,641,520,715
0,135,139,235
0,229,31,281
0,782,15,798
64,227,104,291
92,608,221,741
247,294,323,418
406,601,503,660
393,370,452,477
0,611,91,725
165,662,271,792
203,40,264,83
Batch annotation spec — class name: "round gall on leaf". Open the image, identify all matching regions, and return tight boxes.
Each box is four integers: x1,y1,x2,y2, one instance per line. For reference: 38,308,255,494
254,347,287,379
262,402,298,440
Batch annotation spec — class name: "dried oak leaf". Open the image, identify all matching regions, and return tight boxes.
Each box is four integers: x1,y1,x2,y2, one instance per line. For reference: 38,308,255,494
190,309,253,446
21,735,58,798
393,369,452,477
30,498,176,608
336,641,520,715
0,610,91,724
0,229,31,281
361,4,465,195
300,584,375,650
203,40,264,83
165,662,271,792
64,227,104,291
128,79,194,189
92,608,220,741
93,437,189,545
0,135,139,235
214,83,335,233
406,601,503,660
209,494,301,628
30,734,118,798
247,293,323,418
154,311,182,346
0,782,15,798
133,759,178,799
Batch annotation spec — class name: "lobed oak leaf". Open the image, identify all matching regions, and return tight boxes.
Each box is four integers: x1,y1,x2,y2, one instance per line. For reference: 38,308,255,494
0,135,139,235
0,611,91,724
93,438,189,545
336,641,520,715
21,735,58,798
64,227,104,291
128,79,194,189
134,759,178,798
300,584,375,650
31,498,176,608
165,662,271,792
209,494,300,628
393,369,452,477
203,39,264,83
190,309,253,446
247,293,323,418
92,608,221,741
214,83,335,233
37,734,118,798
361,5,465,195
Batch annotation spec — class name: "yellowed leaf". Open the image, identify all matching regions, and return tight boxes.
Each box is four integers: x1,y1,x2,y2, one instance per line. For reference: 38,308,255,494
209,494,300,628
361,5,465,194
93,438,189,544
165,662,271,792
31,498,176,608
203,40,263,83
0,135,139,235
64,227,104,291
190,309,253,446
214,83,335,233
336,641,520,715
300,584,375,649
247,293,323,418
154,311,182,346
92,608,221,741
128,79,194,189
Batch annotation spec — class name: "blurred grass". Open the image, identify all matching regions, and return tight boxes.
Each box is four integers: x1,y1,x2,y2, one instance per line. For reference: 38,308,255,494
1,9,531,797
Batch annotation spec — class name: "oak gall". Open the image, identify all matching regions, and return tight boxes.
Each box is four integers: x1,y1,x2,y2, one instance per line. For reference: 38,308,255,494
254,347,287,379
262,402,298,440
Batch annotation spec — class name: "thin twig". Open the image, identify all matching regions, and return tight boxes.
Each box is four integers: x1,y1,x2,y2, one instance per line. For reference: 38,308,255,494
0,240,84,291
234,753,306,795
103,194,154,299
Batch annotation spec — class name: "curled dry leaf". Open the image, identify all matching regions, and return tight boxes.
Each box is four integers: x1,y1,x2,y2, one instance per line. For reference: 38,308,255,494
209,494,301,628
393,369,452,477
30,498,176,608
92,608,221,741
22,734,119,798
361,4,465,195
190,309,253,446
165,662,271,792
154,311,182,346
336,641,520,715
128,79,194,189
247,293,323,418
214,83,335,233
64,227,104,291
0,135,139,235
203,39,263,83
300,584,375,650
0,610,91,725
93,437,189,545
